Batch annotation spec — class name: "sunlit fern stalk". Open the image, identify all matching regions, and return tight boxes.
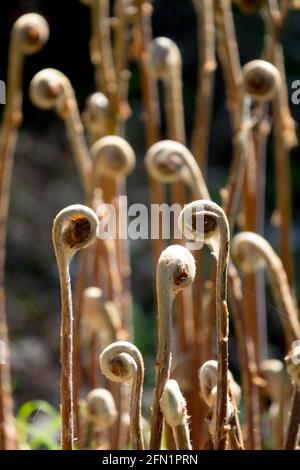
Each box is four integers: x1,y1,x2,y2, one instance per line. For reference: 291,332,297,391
0,14,48,450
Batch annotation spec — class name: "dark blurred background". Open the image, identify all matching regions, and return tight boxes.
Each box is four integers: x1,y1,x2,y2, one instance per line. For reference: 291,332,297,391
1,0,300,409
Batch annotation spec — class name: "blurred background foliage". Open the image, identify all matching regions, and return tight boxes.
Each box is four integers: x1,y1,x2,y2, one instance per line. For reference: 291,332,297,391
0,0,300,410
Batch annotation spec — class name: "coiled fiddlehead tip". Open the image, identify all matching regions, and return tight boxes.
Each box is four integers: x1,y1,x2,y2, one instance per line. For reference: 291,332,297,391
232,231,269,274
99,341,142,383
242,60,280,102
179,200,229,259
160,379,188,428
83,92,110,133
82,287,122,336
145,140,186,184
157,244,196,295
285,344,300,388
14,13,49,55
199,360,218,407
86,388,117,429
150,36,181,79
82,287,104,330
91,136,136,179
52,204,99,262
30,68,67,110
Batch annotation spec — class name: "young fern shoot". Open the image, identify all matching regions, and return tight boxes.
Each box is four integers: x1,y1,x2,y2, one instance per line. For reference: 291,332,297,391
232,231,300,345
213,0,242,128
238,59,280,366
83,92,111,144
86,388,117,428
85,388,117,448
90,136,135,449
242,60,280,103
145,140,210,200
232,231,300,449
30,69,92,195
145,139,208,446
150,37,185,143
222,59,280,229
52,205,99,450
113,0,133,110
260,359,285,448
179,200,230,449
284,344,300,449
81,0,119,131
150,245,196,449
91,135,135,189
145,141,258,448
192,0,216,174
160,380,192,450
83,287,123,390
91,135,135,330
131,0,164,275
264,1,297,289
199,360,243,450
83,287,123,344
100,341,144,450
0,13,49,450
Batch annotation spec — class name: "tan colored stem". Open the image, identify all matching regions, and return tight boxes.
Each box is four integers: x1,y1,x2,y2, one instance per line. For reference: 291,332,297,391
233,232,300,449
145,138,208,447
82,286,122,343
150,37,185,143
0,14,48,450
228,384,244,450
88,332,98,390
0,36,23,450
30,69,92,195
83,92,111,143
284,386,300,450
228,263,263,449
115,183,133,334
100,341,145,450
150,245,196,449
215,236,230,448
260,359,285,448
264,0,297,289
206,97,252,414
251,107,271,362
91,174,129,451
113,0,132,127
160,379,192,450
221,95,251,231
132,0,164,271
145,140,210,201
284,339,300,449
132,0,160,145
73,249,91,444
62,93,93,194
173,424,191,450
213,0,242,128
242,127,260,365
148,142,259,448
151,282,173,449
155,39,187,252
232,232,300,345
90,0,119,130
91,136,135,332
52,205,99,450
192,0,216,174
179,201,230,450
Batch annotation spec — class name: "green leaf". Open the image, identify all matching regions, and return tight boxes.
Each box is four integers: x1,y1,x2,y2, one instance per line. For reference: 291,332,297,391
17,400,61,450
